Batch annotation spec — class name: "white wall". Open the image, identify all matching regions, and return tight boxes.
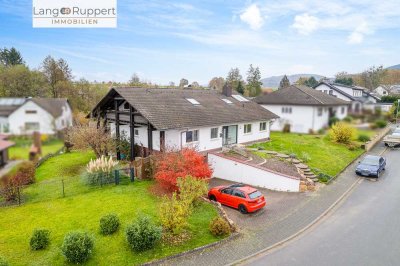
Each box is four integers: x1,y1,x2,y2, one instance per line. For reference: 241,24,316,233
54,103,73,130
208,153,300,192
374,86,388,96
314,84,352,101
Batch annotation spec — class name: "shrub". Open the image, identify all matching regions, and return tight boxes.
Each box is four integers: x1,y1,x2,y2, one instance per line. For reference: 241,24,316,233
357,134,371,142
375,119,387,129
177,176,208,207
282,124,291,133
86,156,118,185
209,217,231,237
15,161,36,185
317,128,325,135
329,117,340,126
126,216,162,252
99,214,120,235
329,122,355,144
318,173,331,183
0,256,8,266
347,143,358,151
30,229,50,250
0,175,19,201
343,116,353,123
159,193,190,234
155,148,212,191
61,231,94,264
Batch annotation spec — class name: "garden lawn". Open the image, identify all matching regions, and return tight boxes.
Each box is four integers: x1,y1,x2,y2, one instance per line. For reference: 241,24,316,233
0,152,220,265
253,132,364,176
9,139,64,160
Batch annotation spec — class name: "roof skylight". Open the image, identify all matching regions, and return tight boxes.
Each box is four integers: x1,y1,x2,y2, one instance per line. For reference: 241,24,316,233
222,99,233,104
186,98,200,105
232,95,249,102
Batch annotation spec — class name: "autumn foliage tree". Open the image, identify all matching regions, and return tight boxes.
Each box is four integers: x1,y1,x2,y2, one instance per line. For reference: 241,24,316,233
154,148,212,191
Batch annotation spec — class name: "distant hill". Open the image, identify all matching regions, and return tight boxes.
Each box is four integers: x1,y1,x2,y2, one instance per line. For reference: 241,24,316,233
387,64,400,70
261,74,326,88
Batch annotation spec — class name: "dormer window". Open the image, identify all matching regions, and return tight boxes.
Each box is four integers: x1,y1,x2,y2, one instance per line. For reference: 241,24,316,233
232,95,249,102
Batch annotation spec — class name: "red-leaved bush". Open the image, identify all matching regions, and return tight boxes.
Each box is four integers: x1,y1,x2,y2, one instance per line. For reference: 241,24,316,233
154,148,212,191
0,161,35,201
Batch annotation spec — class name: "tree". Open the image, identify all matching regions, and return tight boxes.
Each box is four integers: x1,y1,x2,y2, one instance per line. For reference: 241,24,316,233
226,68,243,93
41,56,73,98
305,76,318,87
65,121,114,158
335,72,353,86
179,78,189,88
279,75,290,89
295,77,308,85
208,77,225,91
128,73,141,86
0,47,24,66
356,65,387,91
191,81,200,88
246,64,262,97
168,81,175,87
237,80,245,94
154,148,213,191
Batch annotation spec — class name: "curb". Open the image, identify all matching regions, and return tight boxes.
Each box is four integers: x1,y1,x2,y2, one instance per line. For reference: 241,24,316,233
230,146,389,266
142,232,241,266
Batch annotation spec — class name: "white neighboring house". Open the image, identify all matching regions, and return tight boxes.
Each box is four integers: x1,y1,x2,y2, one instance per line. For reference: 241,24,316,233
254,85,349,134
90,86,279,158
374,85,400,96
0,98,73,135
314,82,380,114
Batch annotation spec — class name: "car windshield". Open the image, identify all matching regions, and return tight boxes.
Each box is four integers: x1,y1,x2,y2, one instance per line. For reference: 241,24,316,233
249,191,262,199
361,157,379,166
394,128,400,134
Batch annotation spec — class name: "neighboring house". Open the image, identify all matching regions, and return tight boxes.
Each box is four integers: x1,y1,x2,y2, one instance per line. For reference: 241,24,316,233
363,102,393,114
254,85,349,134
375,85,400,96
0,98,73,135
90,86,279,158
314,82,380,114
0,134,14,167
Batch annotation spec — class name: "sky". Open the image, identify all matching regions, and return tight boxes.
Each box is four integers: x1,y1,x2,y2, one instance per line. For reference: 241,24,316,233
0,0,400,85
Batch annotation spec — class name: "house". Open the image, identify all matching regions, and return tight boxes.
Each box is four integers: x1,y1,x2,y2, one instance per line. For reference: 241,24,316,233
0,134,14,167
90,86,279,159
253,85,349,134
0,98,73,135
374,85,400,96
314,82,380,114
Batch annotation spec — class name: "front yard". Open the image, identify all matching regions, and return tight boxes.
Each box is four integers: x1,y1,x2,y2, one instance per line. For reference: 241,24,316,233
0,151,220,265
252,132,365,177
9,137,64,160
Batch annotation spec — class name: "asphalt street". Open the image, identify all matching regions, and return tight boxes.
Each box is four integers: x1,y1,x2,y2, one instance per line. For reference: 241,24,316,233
245,148,400,266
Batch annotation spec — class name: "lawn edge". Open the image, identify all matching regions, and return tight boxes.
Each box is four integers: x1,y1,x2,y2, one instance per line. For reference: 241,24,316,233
141,232,241,266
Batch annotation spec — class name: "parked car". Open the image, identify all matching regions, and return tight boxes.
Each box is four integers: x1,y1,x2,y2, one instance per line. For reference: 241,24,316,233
355,155,386,178
383,134,400,147
208,183,266,214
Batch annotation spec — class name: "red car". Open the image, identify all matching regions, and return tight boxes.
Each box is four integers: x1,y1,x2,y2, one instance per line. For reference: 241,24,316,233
208,183,266,214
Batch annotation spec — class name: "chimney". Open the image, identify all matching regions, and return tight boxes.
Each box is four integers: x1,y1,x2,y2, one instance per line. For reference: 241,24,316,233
222,83,233,97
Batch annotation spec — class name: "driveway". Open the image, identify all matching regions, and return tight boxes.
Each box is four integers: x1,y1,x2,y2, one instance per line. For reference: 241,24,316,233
245,146,399,266
209,178,307,229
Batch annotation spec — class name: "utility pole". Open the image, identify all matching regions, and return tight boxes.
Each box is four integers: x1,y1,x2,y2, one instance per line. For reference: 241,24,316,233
397,99,400,125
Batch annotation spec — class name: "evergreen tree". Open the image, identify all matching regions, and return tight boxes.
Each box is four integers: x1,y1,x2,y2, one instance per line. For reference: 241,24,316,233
0,47,24,66
237,80,245,94
246,64,262,96
279,75,290,89
226,67,243,92
305,76,318,87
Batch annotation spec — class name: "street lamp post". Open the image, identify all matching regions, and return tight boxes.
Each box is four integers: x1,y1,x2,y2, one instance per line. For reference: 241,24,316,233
396,99,400,125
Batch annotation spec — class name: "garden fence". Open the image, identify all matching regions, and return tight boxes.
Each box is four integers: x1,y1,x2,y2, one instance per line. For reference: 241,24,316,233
0,167,135,207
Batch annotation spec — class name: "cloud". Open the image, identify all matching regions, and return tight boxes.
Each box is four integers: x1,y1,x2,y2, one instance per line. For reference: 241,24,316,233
347,21,372,44
292,13,319,35
240,4,264,30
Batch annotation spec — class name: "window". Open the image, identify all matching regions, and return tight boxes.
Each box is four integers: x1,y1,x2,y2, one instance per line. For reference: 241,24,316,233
221,99,233,104
232,95,249,102
134,129,139,136
25,110,37,114
329,90,333,95
244,124,252,134
324,90,328,94
221,188,233,195
186,130,199,143
210,127,218,139
186,98,200,105
124,102,130,109
341,107,345,114
25,122,40,131
61,119,65,127
259,122,267,131
232,190,245,198
281,107,292,114
317,108,323,116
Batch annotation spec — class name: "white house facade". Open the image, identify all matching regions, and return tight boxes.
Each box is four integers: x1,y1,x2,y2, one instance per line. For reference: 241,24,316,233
0,98,73,135
373,86,389,97
91,86,279,158
254,85,349,134
314,82,379,114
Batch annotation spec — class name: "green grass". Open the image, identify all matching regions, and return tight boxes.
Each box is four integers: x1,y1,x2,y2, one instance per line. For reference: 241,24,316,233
0,152,220,265
9,138,64,160
253,132,364,176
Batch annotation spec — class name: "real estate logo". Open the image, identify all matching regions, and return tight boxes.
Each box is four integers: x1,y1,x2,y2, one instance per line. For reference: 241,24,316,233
32,0,117,28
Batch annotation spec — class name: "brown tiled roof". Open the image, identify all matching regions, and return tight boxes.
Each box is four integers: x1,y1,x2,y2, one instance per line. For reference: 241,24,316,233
31,98,70,118
95,87,279,130
254,85,350,106
0,139,14,151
